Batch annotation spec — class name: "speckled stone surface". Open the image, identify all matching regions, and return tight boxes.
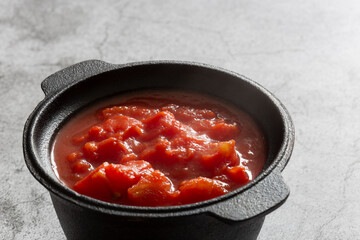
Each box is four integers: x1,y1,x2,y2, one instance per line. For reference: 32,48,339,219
1,0,359,239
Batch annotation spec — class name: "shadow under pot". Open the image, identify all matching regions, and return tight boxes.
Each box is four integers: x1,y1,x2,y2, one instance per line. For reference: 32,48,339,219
23,60,294,240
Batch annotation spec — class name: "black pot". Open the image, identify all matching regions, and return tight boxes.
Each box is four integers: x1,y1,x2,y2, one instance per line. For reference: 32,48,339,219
23,60,294,240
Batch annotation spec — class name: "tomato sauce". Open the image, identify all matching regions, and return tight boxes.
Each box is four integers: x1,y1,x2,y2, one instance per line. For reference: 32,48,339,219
51,91,267,206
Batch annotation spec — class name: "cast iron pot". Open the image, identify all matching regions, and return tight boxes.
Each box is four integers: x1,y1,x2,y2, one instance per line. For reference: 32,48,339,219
23,60,294,240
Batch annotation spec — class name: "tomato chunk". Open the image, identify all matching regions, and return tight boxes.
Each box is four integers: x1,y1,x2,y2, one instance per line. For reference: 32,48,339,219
102,106,158,120
74,163,113,201
103,115,142,133
226,166,250,185
72,159,93,174
74,161,154,202
128,170,175,206
87,126,106,141
143,111,185,140
209,122,239,141
83,137,129,162
201,140,239,171
178,177,229,204
105,160,153,196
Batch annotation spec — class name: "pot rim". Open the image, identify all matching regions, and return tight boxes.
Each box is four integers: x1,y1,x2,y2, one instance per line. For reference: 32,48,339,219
23,60,294,219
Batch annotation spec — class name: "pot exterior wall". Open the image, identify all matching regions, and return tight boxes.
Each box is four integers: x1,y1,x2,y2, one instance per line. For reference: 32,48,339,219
51,193,265,240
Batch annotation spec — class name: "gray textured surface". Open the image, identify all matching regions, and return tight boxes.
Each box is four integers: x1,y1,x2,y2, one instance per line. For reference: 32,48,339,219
1,0,359,239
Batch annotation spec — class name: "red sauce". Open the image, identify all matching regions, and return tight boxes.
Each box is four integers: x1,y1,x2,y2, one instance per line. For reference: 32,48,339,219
52,91,267,206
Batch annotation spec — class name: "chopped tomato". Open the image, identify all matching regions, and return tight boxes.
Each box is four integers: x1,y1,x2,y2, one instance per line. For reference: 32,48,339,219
226,166,250,185
83,137,129,162
178,177,229,204
74,163,113,201
143,111,185,140
128,170,176,206
53,91,267,206
71,159,93,174
74,161,154,202
201,140,239,171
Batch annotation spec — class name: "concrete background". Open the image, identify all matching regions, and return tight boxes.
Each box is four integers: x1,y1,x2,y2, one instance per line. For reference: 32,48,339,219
1,0,359,239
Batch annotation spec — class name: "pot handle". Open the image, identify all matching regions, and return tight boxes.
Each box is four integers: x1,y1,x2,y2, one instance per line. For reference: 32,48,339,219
41,60,118,96
207,170,289,221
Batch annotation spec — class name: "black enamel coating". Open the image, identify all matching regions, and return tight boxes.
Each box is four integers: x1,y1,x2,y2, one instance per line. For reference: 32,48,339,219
23,60,294,240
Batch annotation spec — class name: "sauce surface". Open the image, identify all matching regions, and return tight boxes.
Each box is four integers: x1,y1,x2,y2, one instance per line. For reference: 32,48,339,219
52,91,267,206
